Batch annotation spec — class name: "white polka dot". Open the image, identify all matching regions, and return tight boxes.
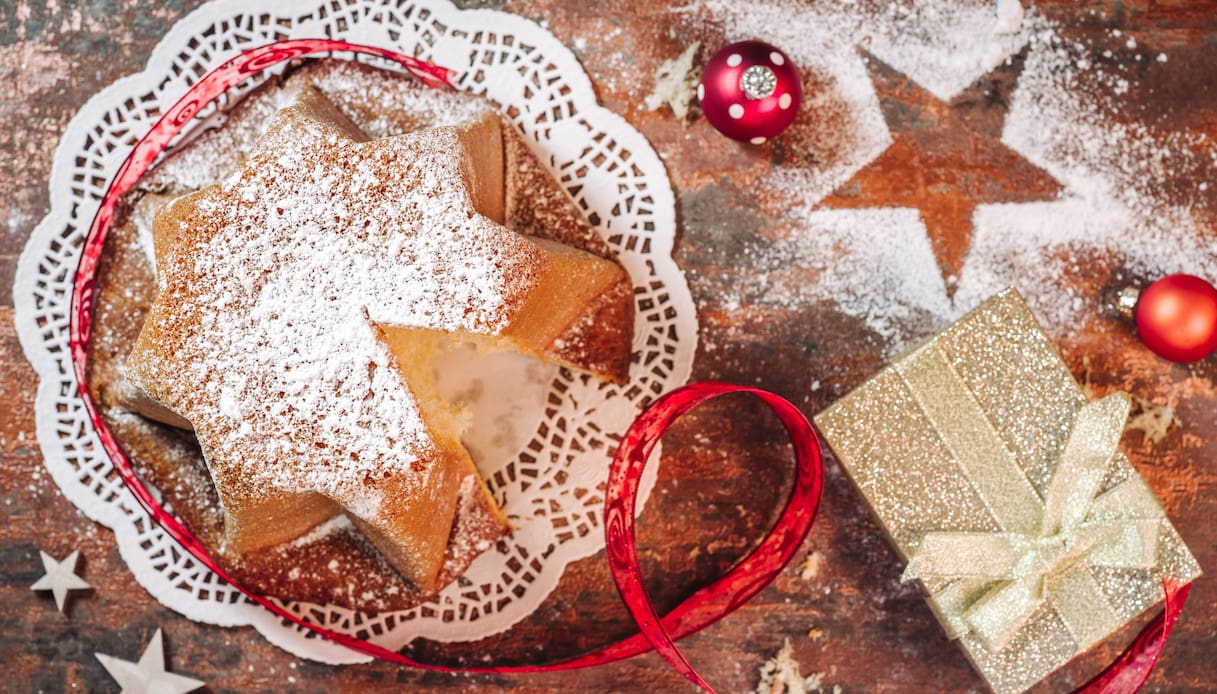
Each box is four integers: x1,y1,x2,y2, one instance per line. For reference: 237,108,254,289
697,83,705,101
770,51,785,66
778,93,792,110
750,136,767,145
726,53,742,67
728,104,744,119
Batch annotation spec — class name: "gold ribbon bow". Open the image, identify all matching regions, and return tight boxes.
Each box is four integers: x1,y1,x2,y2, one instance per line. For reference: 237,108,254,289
896,345,1164,654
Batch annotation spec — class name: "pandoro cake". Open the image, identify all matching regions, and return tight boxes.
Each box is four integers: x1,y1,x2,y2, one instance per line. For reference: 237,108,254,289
86,60,634,608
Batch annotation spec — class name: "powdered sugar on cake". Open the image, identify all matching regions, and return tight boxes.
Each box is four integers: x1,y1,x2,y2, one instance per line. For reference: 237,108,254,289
141,62,491,199
295,61,492,136
129,95,541,509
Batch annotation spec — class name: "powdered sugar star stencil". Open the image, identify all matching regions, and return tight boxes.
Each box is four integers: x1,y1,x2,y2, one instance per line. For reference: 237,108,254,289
819,50,1061,294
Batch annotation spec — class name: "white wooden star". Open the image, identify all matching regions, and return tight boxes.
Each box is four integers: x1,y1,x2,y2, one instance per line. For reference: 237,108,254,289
96,629,205,694
30,549,90,611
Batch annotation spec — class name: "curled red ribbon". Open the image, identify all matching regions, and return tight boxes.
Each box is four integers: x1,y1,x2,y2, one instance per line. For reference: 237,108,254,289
66,38,1188,692
604,382,825,692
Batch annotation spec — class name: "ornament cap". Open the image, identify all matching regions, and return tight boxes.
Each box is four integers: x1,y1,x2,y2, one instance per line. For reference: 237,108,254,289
741,65,777,100
1116,286,1140,319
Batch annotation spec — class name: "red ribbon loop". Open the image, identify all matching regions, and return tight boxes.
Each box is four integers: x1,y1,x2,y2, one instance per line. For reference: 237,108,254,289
603,382,826,693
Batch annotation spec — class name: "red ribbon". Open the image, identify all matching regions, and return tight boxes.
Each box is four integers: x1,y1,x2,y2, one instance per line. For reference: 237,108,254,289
604,382,826,692
1075,579,1191,694
65,38,1189,692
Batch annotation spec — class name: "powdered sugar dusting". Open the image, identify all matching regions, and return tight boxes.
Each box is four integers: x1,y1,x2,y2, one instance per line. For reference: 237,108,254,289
729,208,950,339
129,94,540,512
691,0,1217,350
292,61,490,136
142,80,284,193
969,23,1217,329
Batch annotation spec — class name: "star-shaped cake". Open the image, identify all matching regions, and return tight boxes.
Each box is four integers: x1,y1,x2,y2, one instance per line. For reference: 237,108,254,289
126,84,633,591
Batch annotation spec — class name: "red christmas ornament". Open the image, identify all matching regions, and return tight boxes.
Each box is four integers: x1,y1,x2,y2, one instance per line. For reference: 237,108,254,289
698,40,801,144
1133,274,1217,363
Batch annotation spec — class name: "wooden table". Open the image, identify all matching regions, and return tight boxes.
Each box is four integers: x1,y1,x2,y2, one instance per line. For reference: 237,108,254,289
3,1,1215,691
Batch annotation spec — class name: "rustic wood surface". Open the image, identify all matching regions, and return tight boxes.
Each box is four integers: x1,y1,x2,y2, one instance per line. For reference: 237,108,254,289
3,1,1216,692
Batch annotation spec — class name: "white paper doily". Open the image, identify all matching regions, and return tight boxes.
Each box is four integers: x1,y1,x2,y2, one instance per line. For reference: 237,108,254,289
13,0,696,663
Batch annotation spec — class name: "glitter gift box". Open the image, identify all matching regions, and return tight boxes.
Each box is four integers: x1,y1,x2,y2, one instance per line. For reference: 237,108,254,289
814,288,1200,694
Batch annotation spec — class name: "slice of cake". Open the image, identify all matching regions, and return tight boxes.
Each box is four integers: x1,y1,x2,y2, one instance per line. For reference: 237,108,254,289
125,84,633,592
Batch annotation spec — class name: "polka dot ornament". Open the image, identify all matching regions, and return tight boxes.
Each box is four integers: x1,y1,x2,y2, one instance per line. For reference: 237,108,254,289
697,40,801,144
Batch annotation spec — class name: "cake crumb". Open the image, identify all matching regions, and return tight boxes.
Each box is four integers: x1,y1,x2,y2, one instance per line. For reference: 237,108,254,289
1126,394,1178,444
798,551,825,581
756,639,825,694
1081,358,1178,443
645,42,701,119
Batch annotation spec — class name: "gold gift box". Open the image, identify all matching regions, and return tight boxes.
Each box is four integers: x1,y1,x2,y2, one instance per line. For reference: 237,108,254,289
814,288,1200,694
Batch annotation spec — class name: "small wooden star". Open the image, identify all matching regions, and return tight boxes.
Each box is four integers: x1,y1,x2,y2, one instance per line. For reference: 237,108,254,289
820,50,1062,293
96,629,205,694
30,549,90,612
